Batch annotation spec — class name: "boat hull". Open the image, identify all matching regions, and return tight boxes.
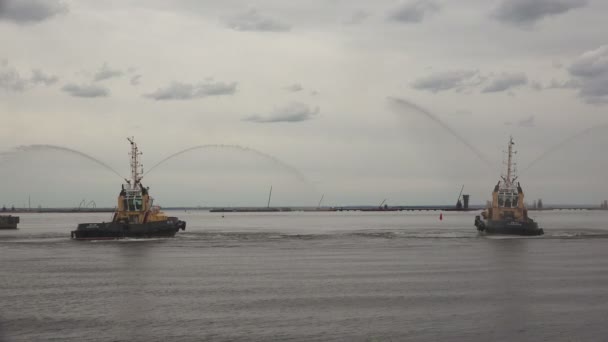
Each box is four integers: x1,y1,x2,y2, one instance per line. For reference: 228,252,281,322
475,215,543,236
71,218,186,240
0,215,19,229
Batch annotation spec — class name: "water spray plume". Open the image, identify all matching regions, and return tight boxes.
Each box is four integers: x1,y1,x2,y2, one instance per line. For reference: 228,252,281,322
522,122,608,173
0,144,125,180
387,97,493,167
144,144,310,184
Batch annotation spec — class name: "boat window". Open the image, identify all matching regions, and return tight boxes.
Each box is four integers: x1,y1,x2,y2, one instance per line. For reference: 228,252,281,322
133,197,142,210
125,196,142,211
497,190,520,208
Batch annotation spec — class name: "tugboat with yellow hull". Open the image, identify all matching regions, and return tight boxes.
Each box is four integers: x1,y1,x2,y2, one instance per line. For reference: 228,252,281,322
474,137,543,236
71,138,186,240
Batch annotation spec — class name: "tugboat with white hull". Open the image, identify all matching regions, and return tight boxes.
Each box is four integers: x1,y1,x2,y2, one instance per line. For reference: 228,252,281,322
474,137,543,236
71,138,186,240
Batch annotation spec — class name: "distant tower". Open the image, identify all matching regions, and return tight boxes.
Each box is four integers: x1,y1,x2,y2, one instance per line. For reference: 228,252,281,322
537,198,543,210
456,185,465,210
462,195,470,209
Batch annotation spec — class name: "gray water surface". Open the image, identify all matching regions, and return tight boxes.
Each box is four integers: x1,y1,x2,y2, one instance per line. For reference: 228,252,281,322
1,210,608,341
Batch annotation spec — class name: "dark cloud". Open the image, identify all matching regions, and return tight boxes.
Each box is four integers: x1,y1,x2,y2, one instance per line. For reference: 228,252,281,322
284,83,303,92
388,0,440,23
577,79,608,104
493,0,587,27
411,70,479,93
569,45,608,78
567,45,608,104
0,0,67,24
482,72,528,93
93,63,124,82
61,83,109,98
0,61,58,91
224,9,291,32
243,102,319,123
144,80,237,100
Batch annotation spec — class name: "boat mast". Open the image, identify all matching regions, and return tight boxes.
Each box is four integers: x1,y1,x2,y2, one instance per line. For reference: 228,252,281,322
127,137,143,190
505,136,515,187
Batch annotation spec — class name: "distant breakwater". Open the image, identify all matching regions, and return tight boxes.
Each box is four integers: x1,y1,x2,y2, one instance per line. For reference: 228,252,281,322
4,205,606,213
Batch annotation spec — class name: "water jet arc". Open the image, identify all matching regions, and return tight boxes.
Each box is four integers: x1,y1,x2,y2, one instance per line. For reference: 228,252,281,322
387,97,493,167
144,144,309,184
2,144,124,180
522,122,608,173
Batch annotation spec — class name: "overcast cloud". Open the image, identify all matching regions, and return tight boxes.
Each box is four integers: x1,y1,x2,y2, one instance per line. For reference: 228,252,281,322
0,64,29,92
93,63,125,82
0,0,67,24
1,1,608,206
517,115,536,127
0,62,58,91
567,45,608,104
144,80,237,101
30,69,58,86
388,0,440,23
284,83,303,92
343,9,372,25
61,83,109,98
493,0,588,27
481,72,528,93
546,79,581,89
243,102,320,123
130,74,142,86
411,70,479,93
224,9,291,32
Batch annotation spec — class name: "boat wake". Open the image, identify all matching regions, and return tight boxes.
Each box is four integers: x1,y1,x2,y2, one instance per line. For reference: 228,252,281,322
3,228,608,245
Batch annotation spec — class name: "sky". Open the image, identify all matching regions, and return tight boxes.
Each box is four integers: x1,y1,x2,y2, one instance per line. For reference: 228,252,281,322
0,0,607,208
